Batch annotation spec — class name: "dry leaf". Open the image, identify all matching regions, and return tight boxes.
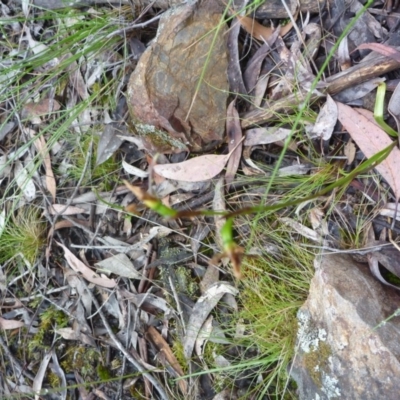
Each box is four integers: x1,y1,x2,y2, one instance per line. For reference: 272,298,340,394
49,204,88,216
243,43,272,94
356,43,400,64
344,140,356,165
380,203,400,221
183,282,238,359
57,242,117,288
50,349,67,400
146,326,188,394
14,160,36,201
0,317,24,330
244,127,291,146
22,98,61,121
236,10,296,41
95,253,141,280
336,102,400,200
33,351,52,400
96,123,124,165
308,95,337,140
227,17,247,95
388,81,400,133
122,159,148,178
280,217,323,242
225,100,242,186
27,129,56,201
153,153,230,182
333,78,384,103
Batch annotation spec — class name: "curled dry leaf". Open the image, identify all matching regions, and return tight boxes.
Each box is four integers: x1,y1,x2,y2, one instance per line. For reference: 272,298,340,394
183,282,238,359
122,159,148,178
33,351,52,400
280,217,323,242
388,81,400,133
49,204,88,216
27,129,56,201
57,242,117,288
14,160,36,202
308,95,337,140
336,102,400,200
356,43,400,64
50,349,67,400
225,100,243,186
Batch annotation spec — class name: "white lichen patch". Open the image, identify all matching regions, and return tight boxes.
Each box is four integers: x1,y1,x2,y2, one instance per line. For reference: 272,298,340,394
297,309,327,353
321,373,341,399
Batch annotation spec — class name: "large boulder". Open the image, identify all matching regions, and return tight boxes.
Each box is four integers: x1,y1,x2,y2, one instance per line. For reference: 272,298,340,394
291,253,400,399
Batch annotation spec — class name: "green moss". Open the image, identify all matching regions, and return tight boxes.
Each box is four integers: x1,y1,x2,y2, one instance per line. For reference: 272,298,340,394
171,339,188,374
28,306,69,356
48,370,61,388
303,341,332,389
97,364,112,381
67,131,120,191
175,266,198,298
61,346,101,378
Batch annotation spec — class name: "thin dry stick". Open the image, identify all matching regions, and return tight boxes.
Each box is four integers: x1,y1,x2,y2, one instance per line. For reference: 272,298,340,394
80,280,168,400
0,334,35,381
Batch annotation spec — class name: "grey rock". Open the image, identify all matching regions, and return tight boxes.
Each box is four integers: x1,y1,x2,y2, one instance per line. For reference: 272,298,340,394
290,253,400,400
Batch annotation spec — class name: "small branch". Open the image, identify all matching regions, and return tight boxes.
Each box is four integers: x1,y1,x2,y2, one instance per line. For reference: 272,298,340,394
242,49,400,128
0,334,35,381
81,280,168,400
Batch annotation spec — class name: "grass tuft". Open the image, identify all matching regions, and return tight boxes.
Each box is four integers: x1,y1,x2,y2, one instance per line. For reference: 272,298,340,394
0,206,46,268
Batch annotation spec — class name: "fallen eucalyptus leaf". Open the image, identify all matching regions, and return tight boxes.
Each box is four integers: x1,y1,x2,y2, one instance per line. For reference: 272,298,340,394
183,282,238,359
95,253,141,279
57,242,117,288
245,127,292,146
336,102,400,200
153,153,231,182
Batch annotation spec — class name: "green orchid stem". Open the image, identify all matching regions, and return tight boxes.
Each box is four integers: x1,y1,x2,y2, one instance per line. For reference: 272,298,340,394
141,141,395,221
221,218,235,249
122,142,396,224
374,82,398,137
226,141,395,218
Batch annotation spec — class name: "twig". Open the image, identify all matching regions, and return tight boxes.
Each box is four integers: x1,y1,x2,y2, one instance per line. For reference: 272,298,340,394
168,276,186,334
80,280,168,400
0,334,35,381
